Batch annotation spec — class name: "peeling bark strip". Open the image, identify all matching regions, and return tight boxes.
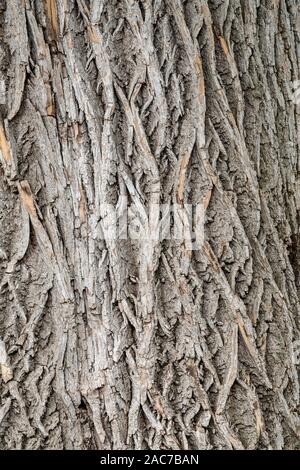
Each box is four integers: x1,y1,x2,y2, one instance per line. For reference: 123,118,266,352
44,0,58,38
0,124,11,163
0,0,300,451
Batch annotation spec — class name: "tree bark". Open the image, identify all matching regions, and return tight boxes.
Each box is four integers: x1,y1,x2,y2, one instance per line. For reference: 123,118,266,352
0,0,300,450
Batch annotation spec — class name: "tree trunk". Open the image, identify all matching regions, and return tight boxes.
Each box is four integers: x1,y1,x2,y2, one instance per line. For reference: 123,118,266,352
0,0,300,450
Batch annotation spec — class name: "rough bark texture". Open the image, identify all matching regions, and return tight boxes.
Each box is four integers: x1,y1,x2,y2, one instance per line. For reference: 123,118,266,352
0,0,300,450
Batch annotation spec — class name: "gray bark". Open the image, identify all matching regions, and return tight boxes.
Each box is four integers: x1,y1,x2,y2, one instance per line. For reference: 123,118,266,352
0,0,300,450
